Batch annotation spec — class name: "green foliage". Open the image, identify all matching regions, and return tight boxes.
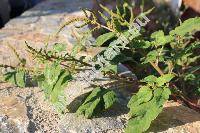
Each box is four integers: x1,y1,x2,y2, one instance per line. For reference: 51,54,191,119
156,74,175,86
39,62,72,112
102,64,118,74
0,1,200,132
142,74,174,86
126,75,172,133
76,87,117,118
4,70,26,88
53,43,66,53
142,49,165,64
151,30,173,46
170,17,200,36
95,32,116,46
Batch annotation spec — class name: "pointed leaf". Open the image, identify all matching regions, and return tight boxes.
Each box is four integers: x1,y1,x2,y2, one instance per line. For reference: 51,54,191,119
96,32,116,46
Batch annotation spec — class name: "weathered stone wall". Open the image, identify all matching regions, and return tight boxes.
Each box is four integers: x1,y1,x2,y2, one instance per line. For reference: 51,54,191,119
0,82,200,132
0,0,200,133
0,0,92,67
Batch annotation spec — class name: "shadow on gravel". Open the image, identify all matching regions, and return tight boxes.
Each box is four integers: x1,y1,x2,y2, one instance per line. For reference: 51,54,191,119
68,90,200,132
67,92,91,113
67,90,129,118
25,93,37,133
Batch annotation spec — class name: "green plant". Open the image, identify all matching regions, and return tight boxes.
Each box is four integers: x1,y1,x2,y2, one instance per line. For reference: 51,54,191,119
3,69,26,88
0,1,200,133
76,87,116,118
38,62,72,112
126,74,173,132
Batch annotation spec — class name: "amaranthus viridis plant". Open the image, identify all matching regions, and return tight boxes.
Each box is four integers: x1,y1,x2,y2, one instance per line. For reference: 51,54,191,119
0,1,200,133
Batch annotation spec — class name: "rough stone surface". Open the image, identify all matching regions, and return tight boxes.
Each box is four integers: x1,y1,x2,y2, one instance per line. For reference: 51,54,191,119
0,0,92,67
0,83,60,133
0,82,200,133
149,101,200,133
0,0,200,133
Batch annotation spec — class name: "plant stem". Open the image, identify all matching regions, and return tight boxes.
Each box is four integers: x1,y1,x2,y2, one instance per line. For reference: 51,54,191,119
99,23,115,32
0,64,35,73
149,61,164,76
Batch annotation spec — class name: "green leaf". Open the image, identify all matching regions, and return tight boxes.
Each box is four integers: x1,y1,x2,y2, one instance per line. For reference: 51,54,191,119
184,74,196,81
124,29,141,40
40,62,72,112
126,86,171,133
151,30,174,46
141,75,157,84
198,88,200,94
51,70,71,104
4,70,26,88
53,43,66,52
156,74,174,86
102,64,117,74
187,66,200,74
130,40,151,49
16,71,26,87
44,62,61,85
142,50,158,63
103,90,117,109
170,17,200,36
76,87,117,118
142,49,164,64
71,43,84,56
96,32,116,46
127,86,153,116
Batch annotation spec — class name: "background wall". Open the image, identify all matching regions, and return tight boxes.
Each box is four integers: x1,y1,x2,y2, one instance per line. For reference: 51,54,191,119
0,0,44,28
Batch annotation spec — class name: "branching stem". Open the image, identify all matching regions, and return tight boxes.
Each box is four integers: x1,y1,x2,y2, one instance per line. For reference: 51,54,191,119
150,61,164,76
